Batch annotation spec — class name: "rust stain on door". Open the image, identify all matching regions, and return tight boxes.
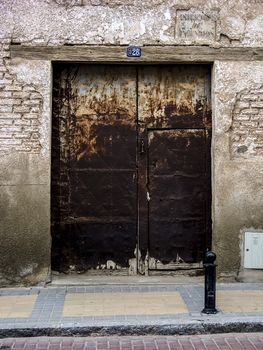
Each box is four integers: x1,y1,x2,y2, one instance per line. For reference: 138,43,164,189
138,65,212,269
52,65,137,272
52,64,212,274
138,65,211,129
148,129,209,265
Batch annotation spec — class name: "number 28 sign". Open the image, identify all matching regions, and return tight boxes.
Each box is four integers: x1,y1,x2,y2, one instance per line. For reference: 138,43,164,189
127,46,141,57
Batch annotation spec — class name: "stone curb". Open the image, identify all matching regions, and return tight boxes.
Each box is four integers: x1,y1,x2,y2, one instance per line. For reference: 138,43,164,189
1,321,263,338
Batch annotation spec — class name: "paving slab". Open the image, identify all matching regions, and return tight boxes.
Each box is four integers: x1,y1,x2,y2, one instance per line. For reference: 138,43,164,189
1,334,263,350
0,283,263,337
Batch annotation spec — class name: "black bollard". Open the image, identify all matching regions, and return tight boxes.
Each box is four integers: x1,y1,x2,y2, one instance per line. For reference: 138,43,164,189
202,251,218,314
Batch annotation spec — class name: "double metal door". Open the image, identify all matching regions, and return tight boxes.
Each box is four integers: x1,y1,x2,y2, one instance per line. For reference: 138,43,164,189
51,64,211,274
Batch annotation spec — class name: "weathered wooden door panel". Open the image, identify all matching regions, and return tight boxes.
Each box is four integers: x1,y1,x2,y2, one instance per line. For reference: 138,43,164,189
52,64,137,272
148,129,208,266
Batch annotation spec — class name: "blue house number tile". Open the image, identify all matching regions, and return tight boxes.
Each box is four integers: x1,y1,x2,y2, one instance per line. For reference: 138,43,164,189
127,47,141,57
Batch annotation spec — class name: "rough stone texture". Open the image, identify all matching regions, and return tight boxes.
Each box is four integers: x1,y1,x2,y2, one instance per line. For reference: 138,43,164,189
0,0,263,284
0,0,262,47
213,61,263,279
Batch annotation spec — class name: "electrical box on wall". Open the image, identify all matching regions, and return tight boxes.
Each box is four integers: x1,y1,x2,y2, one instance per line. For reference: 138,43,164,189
244,231,263,269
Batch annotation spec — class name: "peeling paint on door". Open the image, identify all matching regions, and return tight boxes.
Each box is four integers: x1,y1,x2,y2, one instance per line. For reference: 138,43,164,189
51,64,211,274
52,64,137,273
147,129,210,266
137,65,212,270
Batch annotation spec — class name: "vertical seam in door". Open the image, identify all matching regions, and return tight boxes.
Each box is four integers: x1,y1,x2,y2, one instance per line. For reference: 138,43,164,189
136,66,139,272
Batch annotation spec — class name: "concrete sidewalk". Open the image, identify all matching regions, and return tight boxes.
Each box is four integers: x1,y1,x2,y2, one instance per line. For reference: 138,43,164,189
0,282,263,337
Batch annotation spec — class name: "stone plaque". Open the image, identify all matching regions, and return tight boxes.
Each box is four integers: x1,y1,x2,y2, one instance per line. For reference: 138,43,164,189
176,9,218,42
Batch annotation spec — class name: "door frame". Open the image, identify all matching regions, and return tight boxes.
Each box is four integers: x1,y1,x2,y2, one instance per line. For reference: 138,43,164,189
42,48,214,275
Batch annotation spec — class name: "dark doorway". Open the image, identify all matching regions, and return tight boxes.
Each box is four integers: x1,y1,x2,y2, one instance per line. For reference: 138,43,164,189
51,64,212,274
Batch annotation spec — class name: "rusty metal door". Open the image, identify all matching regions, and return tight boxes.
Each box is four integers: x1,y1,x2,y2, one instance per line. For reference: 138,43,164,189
147,129,209,269
52,64,138,273
137,65,212,271
52,64,211,274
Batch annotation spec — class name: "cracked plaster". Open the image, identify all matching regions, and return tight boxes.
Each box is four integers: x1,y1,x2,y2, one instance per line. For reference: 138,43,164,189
0,0,260,46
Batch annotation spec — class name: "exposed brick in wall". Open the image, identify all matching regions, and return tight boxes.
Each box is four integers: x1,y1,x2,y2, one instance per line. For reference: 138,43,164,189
231,85,263,158
0,41,43,154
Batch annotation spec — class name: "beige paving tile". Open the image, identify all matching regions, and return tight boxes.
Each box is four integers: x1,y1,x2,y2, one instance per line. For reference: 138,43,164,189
0,295,37,318
63,292,188,317
217,290,263,312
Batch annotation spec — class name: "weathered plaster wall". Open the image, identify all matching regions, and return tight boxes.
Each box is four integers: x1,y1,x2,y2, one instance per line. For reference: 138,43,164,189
213,61,263,279
0,0,263,284
0,20,52,285
2,0,263,47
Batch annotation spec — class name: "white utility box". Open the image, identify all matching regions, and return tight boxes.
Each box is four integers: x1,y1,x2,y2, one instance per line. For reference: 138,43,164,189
244,231,263,269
